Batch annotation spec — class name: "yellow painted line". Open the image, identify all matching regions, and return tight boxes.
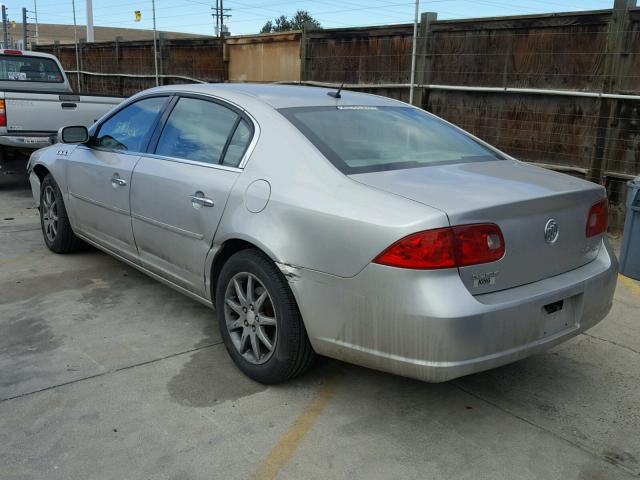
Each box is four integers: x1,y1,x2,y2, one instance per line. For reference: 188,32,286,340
0,252,42,266
253,376,340,480
619,274,640,298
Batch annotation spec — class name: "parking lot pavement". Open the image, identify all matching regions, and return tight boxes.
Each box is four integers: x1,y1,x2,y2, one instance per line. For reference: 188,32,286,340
1,173,639,480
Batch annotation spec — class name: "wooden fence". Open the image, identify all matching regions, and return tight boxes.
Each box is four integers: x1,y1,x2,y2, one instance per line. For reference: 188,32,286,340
36,2,640,228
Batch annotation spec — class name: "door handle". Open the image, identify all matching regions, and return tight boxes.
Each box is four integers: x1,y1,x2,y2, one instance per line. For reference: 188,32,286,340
190,192,214,208
111,175,127,188
61,102,78,109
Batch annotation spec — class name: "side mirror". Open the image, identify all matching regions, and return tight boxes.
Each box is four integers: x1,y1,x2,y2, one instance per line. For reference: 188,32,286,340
57,125,89,144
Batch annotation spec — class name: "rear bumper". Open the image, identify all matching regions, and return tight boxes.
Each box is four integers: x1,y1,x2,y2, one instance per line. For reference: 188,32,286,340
0,135,53,150
289,239,618,382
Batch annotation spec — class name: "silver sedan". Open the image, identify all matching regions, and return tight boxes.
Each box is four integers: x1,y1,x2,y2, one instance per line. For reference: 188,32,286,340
28,84,618,384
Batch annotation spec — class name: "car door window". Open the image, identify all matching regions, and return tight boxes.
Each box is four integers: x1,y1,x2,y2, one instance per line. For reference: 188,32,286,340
222,119,252,168
155,97,240,164
95,96,167,152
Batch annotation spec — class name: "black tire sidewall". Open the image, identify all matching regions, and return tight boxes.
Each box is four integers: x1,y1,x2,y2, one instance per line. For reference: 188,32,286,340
216,250,304,384
40,174,73,252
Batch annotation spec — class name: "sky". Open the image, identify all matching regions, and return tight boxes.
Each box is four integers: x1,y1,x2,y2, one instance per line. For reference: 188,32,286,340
2,0,618,36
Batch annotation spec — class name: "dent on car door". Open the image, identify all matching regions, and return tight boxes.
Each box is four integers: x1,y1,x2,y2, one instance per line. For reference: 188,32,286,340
130,96,253,297
66,96,169,257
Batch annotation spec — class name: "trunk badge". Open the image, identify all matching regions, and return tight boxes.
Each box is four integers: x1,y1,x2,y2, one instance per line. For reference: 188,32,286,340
544,219,559,244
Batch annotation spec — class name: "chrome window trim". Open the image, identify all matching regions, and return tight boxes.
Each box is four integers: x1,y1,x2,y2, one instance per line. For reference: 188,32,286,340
82,89,261,169
140,90,261,170
139,153,243,173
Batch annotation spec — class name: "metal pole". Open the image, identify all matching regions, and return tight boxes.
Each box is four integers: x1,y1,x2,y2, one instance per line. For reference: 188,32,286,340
2,6,8,49
409,0,420,104
33,0,39,45
22,8,27,49
86,0,94,42
220,0,224,35
72,0,81,90
152,0,159,86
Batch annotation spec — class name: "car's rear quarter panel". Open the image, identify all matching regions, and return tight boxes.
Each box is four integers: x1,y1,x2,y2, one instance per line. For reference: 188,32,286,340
214,104,450,279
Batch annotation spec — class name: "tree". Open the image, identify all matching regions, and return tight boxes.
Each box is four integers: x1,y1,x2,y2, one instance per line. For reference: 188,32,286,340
260,10,321,33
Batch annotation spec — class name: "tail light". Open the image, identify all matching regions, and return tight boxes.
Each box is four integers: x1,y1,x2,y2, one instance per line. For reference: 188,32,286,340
373,224,505,270
3,49,23,55
586,199,608,237
0,99,6,127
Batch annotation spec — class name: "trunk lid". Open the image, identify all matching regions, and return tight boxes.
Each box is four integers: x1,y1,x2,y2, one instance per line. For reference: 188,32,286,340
351,159,605,294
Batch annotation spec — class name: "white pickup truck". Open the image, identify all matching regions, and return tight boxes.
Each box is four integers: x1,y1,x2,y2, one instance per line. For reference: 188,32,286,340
0,49,123,172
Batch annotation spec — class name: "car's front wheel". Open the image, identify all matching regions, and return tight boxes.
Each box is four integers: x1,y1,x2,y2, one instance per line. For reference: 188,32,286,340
40,174,82,254
216,249,315,384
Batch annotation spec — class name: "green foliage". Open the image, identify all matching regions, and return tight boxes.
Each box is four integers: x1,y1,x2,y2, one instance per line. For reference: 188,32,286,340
260,10,322,33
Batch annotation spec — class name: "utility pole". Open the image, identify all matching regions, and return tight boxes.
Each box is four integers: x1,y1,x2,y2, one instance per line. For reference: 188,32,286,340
409,0,420,104
22,8,28,50
152,0,158,86
211,0,231,37
2,6,8,49
86,0,94,42
71,0,81,90
33,0,39,45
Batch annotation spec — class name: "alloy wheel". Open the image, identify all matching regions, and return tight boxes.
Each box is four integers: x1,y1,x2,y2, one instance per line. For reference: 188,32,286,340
224,272,278,364
42,185,59,242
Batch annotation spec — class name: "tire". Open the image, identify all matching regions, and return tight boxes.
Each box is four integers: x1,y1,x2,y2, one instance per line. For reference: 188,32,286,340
40,174,82,254
216,249,315,384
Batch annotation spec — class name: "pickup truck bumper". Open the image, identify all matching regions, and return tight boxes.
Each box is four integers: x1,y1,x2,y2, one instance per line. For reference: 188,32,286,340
0,134,54,150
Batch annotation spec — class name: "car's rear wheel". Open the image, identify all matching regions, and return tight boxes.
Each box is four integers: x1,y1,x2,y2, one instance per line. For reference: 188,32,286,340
216,249,315,384
40,174,82,254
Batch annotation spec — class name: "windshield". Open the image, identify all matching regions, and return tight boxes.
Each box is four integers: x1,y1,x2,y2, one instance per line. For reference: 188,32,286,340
0,54,64,83
279,106,504,174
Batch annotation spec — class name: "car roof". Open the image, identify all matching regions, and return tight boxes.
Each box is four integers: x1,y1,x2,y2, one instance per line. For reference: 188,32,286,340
144,83,406,109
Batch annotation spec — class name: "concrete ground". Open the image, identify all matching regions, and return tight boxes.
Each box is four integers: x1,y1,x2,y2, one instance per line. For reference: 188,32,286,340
1,171,639,480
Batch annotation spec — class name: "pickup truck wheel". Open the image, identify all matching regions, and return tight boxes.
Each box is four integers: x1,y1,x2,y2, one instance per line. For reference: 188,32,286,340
40,174,82,253
216,249,315,384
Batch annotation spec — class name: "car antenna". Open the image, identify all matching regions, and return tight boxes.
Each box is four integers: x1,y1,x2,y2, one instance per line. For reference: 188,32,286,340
327,82,344,99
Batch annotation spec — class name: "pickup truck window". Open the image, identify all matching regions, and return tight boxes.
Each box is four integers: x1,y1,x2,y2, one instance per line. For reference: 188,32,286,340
0,54,63,83
95,96,167,153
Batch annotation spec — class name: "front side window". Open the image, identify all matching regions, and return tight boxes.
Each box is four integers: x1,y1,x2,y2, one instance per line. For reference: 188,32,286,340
155,97,241,164
0,54,63,83
95,96,167,152
279,106,504,174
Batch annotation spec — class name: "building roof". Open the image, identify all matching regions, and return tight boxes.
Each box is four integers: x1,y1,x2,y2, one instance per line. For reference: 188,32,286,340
9,23,206,48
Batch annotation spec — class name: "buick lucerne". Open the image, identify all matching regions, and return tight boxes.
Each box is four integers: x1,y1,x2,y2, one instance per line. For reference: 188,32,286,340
27,84,618,384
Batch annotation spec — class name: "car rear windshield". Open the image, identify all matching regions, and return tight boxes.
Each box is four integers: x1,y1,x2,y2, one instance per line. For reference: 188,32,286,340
279,106,504,174
0,54,64,83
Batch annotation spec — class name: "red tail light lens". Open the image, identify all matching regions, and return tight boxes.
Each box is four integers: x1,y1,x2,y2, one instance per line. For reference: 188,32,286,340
374,224,505,270
586,199,608,237
0,99,5,127
452,224,505,267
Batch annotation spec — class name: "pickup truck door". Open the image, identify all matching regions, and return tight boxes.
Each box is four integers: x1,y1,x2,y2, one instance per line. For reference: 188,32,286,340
130,96,254,297
66,96,170,258
4,91,121,133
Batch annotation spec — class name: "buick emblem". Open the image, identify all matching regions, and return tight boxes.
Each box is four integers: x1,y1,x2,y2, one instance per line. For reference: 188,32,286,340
544,219,559,244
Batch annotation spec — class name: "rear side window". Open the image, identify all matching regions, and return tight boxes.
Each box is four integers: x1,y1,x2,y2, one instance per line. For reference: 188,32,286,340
279,106,504,174
155,97,240,165
0,54,63,83
222,119,252,168
95,96,167,152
